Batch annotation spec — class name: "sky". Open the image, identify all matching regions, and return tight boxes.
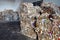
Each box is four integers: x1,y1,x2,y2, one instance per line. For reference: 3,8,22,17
0,0,60,11
0,0,20,11
44,0,60,6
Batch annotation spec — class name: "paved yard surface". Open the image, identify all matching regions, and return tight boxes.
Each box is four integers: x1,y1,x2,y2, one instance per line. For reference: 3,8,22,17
0,21,35,40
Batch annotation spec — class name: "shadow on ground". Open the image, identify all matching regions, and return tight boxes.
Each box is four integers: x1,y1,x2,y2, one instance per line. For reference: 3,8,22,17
0,21,35,40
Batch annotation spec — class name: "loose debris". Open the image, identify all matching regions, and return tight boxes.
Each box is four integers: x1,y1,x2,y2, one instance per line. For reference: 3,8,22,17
20,2,60,40
0,10,19,21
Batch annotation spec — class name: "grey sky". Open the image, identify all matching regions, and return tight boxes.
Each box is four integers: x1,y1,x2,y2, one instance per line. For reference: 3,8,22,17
44,0,60,6
0,0,20,11
0,0,60,11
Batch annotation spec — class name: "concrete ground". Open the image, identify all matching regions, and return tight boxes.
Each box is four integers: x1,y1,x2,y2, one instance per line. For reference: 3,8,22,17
0,21,35,40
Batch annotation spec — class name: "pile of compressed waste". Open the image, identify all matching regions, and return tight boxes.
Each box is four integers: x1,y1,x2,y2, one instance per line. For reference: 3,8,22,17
0,10,19,22
19,2,60,40
0,1,60,40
